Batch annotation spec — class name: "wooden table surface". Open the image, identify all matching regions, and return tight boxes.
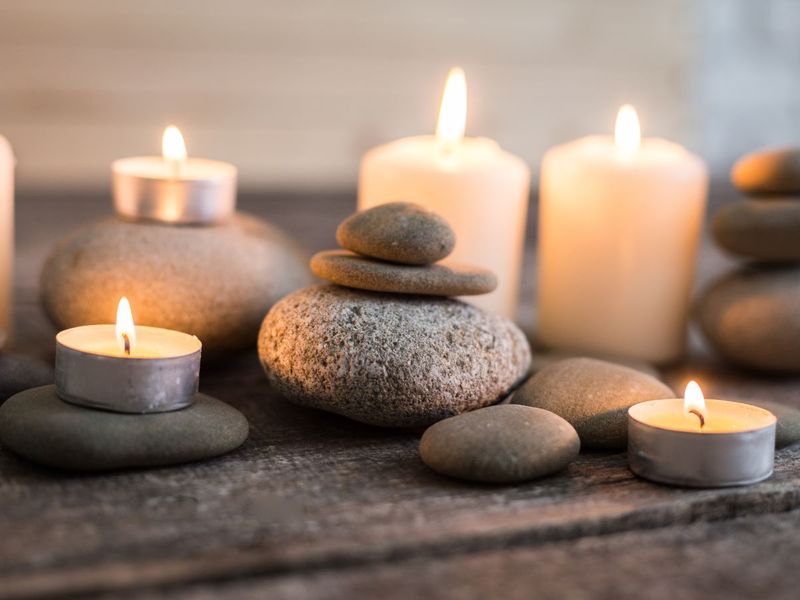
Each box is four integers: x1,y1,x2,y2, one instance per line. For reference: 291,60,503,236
3,191,800,600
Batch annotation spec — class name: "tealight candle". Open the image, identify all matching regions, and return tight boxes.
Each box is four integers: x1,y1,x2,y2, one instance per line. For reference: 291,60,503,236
628,381,776,487
55,297,202,413
112,126,237,224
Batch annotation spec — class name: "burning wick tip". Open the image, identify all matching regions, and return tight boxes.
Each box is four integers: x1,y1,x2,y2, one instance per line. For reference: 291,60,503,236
122,333,131,356
689,408,705,429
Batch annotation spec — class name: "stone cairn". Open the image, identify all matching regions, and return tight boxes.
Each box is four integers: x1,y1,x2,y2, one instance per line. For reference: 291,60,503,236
258,201,532,429
698,146,800,373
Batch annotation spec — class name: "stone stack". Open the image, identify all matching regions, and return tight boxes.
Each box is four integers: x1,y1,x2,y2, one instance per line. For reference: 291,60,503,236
698,147,800,372
258,202,532,428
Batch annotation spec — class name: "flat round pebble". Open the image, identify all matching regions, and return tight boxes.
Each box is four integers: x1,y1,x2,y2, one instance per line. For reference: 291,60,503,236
310,250,497,296
258,285,531,428
513,358,674,449
419,405,579,483
712,200,800,261
337,202,456,265
748,400,800,449
731,147,800,195
0,353,54,402
0,386,248,471
529,350,660,379
696,266,800,372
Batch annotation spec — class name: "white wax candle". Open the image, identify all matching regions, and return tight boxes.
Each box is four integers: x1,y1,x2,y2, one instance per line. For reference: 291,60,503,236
537,106,707,364
0,135,13,349
358,69,530,318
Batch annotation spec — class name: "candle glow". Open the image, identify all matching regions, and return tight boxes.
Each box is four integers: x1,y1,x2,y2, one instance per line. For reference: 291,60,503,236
162,125,187,162
614,104,641,157
115,297,136,356
683,380,708,426
435,67,467,149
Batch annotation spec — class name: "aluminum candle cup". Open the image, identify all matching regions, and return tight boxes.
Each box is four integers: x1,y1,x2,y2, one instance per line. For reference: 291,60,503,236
55,325,202,414
628,398,776,488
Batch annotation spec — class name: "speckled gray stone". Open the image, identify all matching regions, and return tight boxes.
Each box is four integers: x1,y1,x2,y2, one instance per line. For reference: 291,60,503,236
513,358,674,449
0,385,248,471
310,250,496,296
0,353,53,402
337,202,456,265
41,213,311,356
258,285,531,428
419,404,580,483
696,266,800,373
529,350,660,380
748,400,800,449
731,147,800,195
712,200,800,261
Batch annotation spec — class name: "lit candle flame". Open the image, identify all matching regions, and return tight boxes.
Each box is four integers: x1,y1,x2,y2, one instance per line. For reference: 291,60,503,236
115,297,136,356
683,380,707,428
162,125,187,162
614,104,641,156
436,67,467,150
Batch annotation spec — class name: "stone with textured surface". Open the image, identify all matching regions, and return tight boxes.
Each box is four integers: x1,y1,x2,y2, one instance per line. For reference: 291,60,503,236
40,213,311,357
696,266,800,373
712,200,800,261
0,385,248,471
731,147,800,195
513,358,674,449
310,250,496,296
258,284,531,428
336,202,455,265
748,400,800,449
419,404,579,483
0,353,53,402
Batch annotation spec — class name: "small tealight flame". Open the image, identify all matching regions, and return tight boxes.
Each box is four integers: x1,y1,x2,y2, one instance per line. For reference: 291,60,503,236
162,125,187,162
436,66,467,150
115,297,136,356
614,104,641,156
683,380,708,428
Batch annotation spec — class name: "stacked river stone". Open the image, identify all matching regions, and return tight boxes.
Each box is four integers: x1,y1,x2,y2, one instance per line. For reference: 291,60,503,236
699,147,800,372
258,202,532,429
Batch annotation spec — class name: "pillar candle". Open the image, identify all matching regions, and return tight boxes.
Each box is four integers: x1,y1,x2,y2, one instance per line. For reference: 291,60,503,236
537,106,708,364
0,135,13,349
358,68,530,318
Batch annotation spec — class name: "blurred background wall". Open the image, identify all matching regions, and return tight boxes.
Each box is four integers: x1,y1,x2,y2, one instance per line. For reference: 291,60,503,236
0,0,797,193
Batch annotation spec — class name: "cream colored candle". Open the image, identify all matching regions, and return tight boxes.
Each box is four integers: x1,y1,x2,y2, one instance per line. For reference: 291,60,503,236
359,68,530,318
0,135,13,349
537,106,708,364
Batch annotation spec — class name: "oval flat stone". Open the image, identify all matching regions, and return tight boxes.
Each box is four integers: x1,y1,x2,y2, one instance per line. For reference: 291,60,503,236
419,405,579,483
337,202,456,265
712,200,800,261
513,358,674,449
748,400,800,449
696,266,800,372
310,250,496,296
0,385,248,471
731,147,800,195
258,285,531,428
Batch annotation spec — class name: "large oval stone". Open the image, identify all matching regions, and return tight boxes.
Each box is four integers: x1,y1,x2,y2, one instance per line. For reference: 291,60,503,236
696,267,800,372
258,285,531,428
731,147,800,195
41,214,311,357
419,405,579,483
0,386,248,471
712,200,800,261
513,358,674,449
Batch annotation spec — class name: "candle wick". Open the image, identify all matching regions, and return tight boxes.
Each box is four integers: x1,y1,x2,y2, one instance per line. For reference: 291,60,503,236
122,333,131,356
689,408,705,429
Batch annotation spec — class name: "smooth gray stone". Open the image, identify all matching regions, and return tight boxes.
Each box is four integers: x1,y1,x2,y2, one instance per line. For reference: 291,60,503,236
258,284,531,428
337,202,456,265
712,200,800,261
731,147,800,195
696,267,800,373
0,353,53,402
513,358,674,449
749,400,800,449
419,404,580,483
310,250,496,296
0,386,248,471
529,350,660,379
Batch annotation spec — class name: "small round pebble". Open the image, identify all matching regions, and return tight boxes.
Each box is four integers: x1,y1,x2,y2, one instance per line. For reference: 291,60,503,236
0,353,54,402
419,405,580,483
337,202,456,265
310,250,497,296
0,386,248,471
712,200,800,261
731,147,800,195
696,266,800,372
748,400,800,449
513,358,674,449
